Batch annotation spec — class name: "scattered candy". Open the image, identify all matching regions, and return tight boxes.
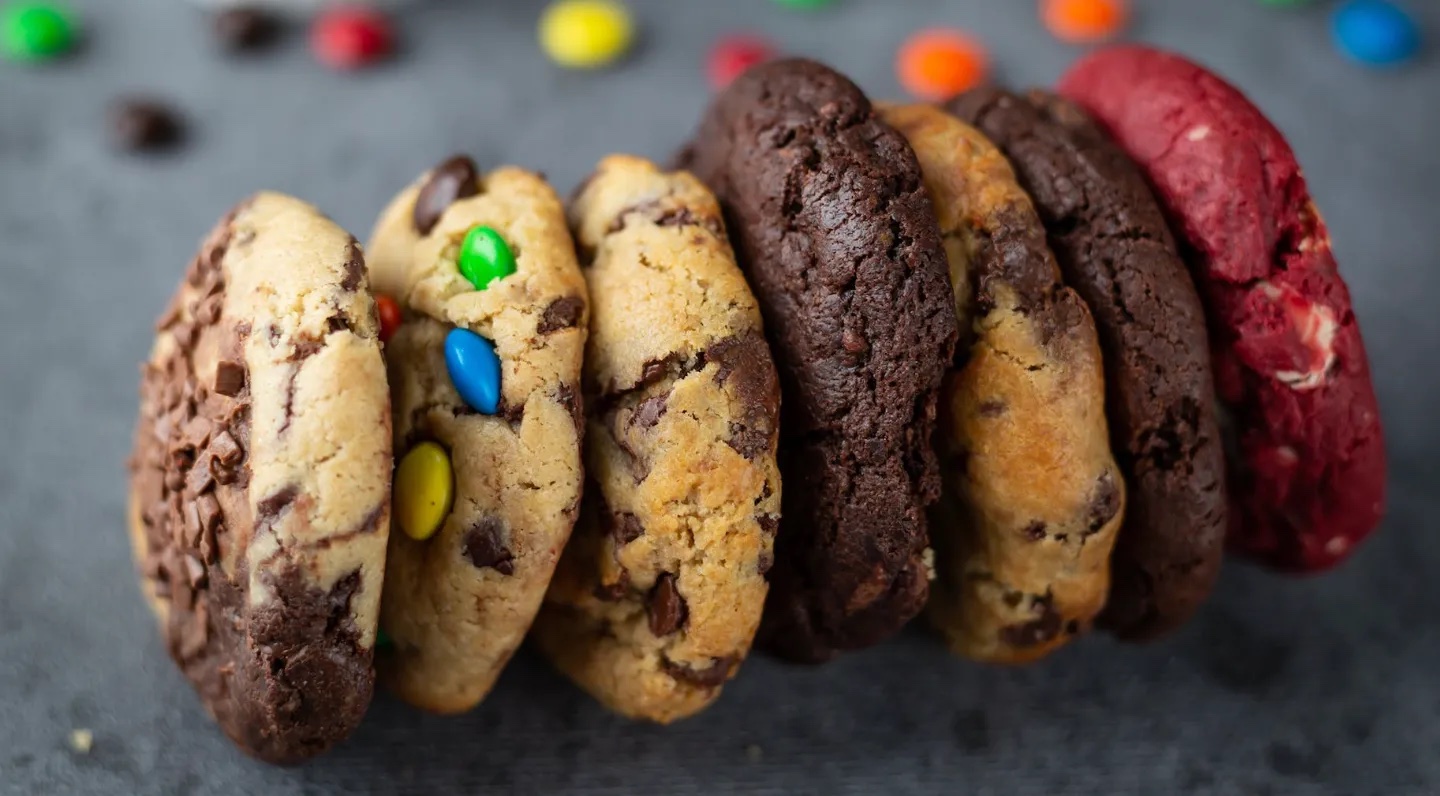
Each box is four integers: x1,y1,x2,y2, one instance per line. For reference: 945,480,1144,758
214,6,280,54
897,29,988,102
394,441,454,542
771,0,837,9
311,5,392,70
109,99,184,153
1,1,75,63
1042,0,1130,44
1333,0,1420,67
458,226,517,291
375,294,402,344
708,34,775,90
539,0,634,69
445,328,502,415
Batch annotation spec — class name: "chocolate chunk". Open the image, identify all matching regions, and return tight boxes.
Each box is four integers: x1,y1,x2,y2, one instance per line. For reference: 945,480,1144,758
979,400,1007,417
196,494,222,532
339,243,365,292
706,332,780,461
606,512,644,545
757,549,774,576
998,599,1062,648
841,327,868,355
257,485,298,525
213,360,245,397
209,430,242,466
214,7,280,53
662,656,735,688
182,501,204,547
109,99,184,153
537,296,584,334
629,393,668,431
639,355,677,388
413,155,480,235
462,517,515,575
1024,521,1047,541
181,416,213,451
557,383,583,434
185,454,217,495
653,206,726,238
647,573,687,636
1086,472,1121,535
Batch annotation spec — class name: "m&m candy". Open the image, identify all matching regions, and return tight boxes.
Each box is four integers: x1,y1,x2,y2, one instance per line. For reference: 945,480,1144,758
311,5,392,70
1042,0,1130,44
458,226,517,291
539,0,634,69
1333,0,1421,67
1,1,75,62
709,34,775,90
897,29,989,102
375,294,402,344
445,328,502,415
395,441,454,542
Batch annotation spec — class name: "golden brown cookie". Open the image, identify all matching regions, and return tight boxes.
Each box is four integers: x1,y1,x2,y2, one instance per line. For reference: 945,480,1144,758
879,104,1125,664
533,155,781,723
366,158,588,713
128,192,392,763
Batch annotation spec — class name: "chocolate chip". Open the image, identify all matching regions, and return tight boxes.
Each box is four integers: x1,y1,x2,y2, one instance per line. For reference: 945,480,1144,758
647,573,687,636
757,549,774,576
630,393,668,431
257,485,298,525
606,512,644,546
214,7,280,53
109,99,184,153
979,400,1007,417
413,155,480,235
662,656,735,688
998,599,1062,648
653,206,725,238
757,514,778,537
557,383,583,434
213,360,245,397
1023,521,1047,541
462,516,515,575
640,356,676,387
339,243,365,291
706,332,780,461
1086,472,1121,535
537,296,584,334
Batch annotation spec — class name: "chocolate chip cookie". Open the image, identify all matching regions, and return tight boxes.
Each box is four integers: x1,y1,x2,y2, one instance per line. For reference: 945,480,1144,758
949,87,1227,640
678,59,957,663
128,192,392,763
533,155,781,723
367,158,588,713
880,104,1125,664
1060,46,1386,572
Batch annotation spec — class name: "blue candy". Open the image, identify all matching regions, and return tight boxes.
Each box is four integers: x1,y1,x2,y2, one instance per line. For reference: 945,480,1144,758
445,328,501,415
1333,0,1421,67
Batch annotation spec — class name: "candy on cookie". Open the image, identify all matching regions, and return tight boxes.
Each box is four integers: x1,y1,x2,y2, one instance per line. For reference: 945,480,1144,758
534,155,781,723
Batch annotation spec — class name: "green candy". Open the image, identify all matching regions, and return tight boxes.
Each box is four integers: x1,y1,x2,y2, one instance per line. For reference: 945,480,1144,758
1,2,75,62
457,226,517,291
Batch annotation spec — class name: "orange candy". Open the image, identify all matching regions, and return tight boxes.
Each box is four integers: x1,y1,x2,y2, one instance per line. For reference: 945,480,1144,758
1042,0,1130,44
376,294,402,344
897,29,988,102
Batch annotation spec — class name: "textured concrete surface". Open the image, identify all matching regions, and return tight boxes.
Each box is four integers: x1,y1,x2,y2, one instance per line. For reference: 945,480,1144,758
1,0,1437,794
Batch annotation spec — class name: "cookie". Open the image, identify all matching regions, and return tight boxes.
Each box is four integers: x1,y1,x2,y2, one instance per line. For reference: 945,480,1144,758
365,158,588,713
127,192,392,764
879,104,1125,664
533,156,781,723
949,88,1227,640
1060,46,1386,571
677,59,957,663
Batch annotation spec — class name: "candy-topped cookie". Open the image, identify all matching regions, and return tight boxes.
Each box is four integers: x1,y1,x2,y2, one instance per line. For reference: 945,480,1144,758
534,156,781,723
678,59,958,663
949,87,1227,640
365,156,588,713
128,192,392,763
880,104,1124,664
1060,46,1386,571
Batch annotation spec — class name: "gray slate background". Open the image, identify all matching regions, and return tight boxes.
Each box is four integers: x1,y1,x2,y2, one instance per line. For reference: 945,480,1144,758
2,0,1437,793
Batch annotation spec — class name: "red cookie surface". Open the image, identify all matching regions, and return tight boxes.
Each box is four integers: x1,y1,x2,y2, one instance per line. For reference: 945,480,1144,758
1059,45,1385,572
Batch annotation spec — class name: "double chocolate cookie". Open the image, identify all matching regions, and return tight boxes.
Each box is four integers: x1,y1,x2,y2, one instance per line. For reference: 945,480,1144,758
366,157,588,713
679,59,958,663
128,192,393,763
1061,46,1387,571
880,104,1124,664
534,156,781,723
950,88,1227,639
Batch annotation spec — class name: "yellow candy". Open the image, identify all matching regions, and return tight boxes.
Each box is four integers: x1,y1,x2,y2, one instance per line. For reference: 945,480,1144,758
394,441,454,542
539,0,634,69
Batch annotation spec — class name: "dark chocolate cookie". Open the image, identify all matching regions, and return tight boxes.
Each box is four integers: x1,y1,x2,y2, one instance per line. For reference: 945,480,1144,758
678,58,958,662
950,87,1227,639
128,193,392,763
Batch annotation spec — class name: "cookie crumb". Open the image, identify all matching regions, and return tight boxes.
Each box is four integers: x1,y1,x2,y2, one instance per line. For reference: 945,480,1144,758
69,728,93,754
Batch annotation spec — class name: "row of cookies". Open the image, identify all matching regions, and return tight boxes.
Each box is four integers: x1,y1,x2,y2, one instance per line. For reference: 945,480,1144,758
126,46,1385,766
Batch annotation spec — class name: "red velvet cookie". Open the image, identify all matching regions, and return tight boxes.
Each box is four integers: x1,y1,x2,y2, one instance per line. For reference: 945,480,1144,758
1059,46,1386,572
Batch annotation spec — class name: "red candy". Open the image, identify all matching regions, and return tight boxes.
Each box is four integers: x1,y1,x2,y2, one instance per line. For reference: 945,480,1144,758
708,34,775,90
376,294,402,344
311,6,392,70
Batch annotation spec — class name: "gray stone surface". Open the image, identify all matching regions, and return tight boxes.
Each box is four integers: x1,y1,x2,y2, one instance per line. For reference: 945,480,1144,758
2,0,1437,793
